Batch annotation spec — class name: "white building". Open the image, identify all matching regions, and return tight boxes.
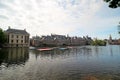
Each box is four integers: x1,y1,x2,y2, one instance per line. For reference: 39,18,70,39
5,27,30,47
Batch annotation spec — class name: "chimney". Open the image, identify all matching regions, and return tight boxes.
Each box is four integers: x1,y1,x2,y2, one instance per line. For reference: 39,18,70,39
8,26,11,29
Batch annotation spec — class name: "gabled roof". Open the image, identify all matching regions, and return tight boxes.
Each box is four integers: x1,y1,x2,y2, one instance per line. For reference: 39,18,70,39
5,28,29,35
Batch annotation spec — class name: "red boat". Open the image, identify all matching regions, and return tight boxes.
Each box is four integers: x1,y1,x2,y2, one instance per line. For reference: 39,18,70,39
37,48,53,51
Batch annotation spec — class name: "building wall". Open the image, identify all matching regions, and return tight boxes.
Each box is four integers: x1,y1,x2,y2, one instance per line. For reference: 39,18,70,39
6,33,29,47
30,35,92,47
30,37,87,47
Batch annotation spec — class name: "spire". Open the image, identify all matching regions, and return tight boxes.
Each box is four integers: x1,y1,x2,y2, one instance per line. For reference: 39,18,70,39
109,35,112,40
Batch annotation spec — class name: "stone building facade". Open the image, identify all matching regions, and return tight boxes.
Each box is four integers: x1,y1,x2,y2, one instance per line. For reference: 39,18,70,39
108,35,120,45
5,28,30,47
30,34,90,47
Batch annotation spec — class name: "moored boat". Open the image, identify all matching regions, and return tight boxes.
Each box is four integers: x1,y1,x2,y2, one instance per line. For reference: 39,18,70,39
59,47,68,50
29,46,36,50
37,48,53,51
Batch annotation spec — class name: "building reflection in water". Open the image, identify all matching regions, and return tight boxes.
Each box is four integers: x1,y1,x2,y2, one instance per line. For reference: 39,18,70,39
109,45,113,56
0,48,29,67
30,47,92,60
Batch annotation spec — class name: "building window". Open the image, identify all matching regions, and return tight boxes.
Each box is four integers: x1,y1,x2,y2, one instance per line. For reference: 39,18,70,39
16,40,18,43
17,35,19,38
24,36,29,43
21,36,23,38
7,35,9,42
21,40,23,43
11,40,13,43
11,35,14,38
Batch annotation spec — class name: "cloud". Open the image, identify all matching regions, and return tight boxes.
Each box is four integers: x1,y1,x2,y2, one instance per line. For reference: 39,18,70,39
0,0,119,39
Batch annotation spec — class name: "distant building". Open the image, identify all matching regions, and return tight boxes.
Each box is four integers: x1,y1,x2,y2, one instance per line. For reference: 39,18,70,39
83,36,93,45
5,27,30,47
30,36,41,47
108,35,120,45
30,34,89,47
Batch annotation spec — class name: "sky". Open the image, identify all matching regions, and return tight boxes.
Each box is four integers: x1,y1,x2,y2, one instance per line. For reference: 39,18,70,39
0,0,120,39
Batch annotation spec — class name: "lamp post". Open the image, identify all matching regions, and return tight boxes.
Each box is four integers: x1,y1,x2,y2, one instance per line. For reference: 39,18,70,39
118,22,120,34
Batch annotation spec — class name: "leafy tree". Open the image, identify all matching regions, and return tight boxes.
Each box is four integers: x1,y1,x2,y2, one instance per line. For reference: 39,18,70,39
91,39,106,46
0,28,6,47
104,0,120,8
104,0,120,35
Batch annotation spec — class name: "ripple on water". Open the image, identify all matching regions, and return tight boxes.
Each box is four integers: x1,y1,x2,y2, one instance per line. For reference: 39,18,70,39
0,46,120,80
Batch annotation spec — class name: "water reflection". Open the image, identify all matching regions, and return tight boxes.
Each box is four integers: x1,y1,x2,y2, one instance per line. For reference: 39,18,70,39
109,45,113,56
0,48,29,68
0,46,120,80
30,47,92,60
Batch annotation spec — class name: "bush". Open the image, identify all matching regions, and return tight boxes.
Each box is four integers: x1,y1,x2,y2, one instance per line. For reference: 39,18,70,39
0,28,7,46
91,39,106,46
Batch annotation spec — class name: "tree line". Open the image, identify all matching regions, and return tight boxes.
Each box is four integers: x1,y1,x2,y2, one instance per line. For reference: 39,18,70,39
0,28,6,47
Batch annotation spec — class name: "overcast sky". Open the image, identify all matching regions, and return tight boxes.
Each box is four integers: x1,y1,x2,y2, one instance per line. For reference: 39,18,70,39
0,0,120,39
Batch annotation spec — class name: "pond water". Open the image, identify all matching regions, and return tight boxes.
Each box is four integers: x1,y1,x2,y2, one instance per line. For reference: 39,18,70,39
0,45,120,80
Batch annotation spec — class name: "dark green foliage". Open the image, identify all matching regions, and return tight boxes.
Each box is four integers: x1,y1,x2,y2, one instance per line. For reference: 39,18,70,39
0,28,6,46
104,0,120,8
91,39,106,46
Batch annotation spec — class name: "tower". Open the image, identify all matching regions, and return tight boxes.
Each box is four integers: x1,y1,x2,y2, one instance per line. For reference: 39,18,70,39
109,35,112,44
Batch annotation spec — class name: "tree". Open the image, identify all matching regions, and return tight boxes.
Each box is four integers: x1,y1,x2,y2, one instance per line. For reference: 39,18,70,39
91,39,106,46
104,0,120,35
104,0,120,8
0,28,6,47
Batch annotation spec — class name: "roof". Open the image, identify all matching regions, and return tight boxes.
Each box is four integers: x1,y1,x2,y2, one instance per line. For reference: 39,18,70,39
5,28,29,35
